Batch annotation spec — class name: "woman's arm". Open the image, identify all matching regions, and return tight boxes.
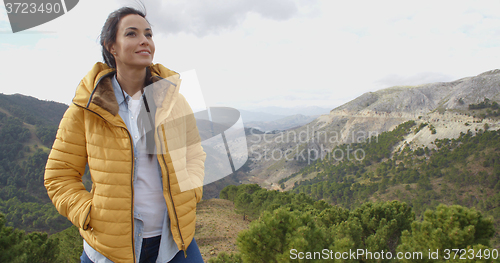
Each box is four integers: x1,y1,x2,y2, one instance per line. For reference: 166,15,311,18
44,104,92,229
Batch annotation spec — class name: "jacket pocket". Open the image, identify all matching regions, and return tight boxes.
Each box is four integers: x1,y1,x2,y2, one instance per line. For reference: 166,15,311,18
82,205,92,230
82,183,96,230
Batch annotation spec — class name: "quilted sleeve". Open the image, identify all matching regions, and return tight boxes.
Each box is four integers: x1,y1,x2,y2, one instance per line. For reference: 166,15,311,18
44,104,92,229
180,94,206,203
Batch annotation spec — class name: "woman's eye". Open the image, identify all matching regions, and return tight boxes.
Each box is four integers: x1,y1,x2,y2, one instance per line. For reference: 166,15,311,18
126,32,135,36
146,33,153,37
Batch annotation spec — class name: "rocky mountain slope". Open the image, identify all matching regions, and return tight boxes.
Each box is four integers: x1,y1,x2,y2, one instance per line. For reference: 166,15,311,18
242,69,500,189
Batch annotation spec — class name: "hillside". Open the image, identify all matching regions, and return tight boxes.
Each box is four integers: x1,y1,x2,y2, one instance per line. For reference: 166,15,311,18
194,199,250,261
210,183,499,262
279,121,500,247
0,94,73,234
0,93,68,126
241,69,500,190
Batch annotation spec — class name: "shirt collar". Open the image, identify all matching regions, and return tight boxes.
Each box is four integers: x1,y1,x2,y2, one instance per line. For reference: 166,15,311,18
112,74,148,106
112,73,130,106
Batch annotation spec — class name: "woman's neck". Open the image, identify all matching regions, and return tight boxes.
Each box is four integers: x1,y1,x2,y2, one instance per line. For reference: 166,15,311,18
115,66,146,98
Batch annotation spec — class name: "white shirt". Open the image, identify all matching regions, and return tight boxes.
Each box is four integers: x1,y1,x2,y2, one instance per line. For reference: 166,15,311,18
128,97,167,238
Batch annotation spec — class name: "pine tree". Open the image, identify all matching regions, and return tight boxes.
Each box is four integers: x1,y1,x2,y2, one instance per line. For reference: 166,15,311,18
397,204,498,262
236,207,327,262
0,213,25,262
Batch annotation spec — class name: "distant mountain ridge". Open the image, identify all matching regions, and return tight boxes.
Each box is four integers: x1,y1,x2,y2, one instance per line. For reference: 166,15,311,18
0,93,68,126
242,105,331,116
240,106,331,133
244,114,318,132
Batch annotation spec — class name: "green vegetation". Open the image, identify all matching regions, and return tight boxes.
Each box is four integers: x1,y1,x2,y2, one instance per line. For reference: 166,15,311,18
272,121,500,249
291,123,500,217
0,93,67,126
414,122,428,134
429,124,437,134
0,115,31,163
0,95,81,261
35,125,58,147
0,95,71,233
0,213,60,263
0,117,70,232
469,98,500,119
214,184,498,262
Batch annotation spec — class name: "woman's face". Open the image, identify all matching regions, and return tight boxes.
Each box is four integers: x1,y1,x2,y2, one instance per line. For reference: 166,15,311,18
110,14,155,70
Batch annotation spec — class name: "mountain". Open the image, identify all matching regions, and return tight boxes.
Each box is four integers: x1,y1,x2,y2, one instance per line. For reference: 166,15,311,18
241,105,332,116
0,93,68,126
239,109,287,122
0,94,73,235
243,114,319,132
242,69,500,188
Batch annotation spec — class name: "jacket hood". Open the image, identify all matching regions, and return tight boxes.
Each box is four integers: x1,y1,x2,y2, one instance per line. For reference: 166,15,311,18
72,62,180,127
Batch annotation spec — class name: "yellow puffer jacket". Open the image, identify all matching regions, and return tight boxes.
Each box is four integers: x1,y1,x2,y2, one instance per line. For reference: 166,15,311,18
44,62,206,263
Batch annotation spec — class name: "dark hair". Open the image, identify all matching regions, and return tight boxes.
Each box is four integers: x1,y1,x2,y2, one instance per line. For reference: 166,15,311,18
99,7,149,68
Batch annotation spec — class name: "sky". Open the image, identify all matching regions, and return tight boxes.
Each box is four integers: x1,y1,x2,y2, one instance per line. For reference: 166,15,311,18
1,0,500,113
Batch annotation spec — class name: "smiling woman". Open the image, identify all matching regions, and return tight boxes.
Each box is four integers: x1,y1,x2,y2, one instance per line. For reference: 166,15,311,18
43,6,206,263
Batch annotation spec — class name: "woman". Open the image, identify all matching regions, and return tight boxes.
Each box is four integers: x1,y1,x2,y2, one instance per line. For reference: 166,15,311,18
44,6,206,263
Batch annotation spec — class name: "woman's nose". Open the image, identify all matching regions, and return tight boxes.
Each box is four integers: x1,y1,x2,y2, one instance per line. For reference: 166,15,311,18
140,36,149,46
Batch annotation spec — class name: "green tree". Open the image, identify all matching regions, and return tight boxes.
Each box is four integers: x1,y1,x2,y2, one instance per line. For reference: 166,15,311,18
0,213,61,263
397,204,496,262
24,232,59,263
0,213,25,262
237,207,327,262
50,225,84,262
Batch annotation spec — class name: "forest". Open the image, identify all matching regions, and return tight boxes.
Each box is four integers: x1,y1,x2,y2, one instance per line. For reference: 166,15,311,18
212,183,498,262
0,95,82,262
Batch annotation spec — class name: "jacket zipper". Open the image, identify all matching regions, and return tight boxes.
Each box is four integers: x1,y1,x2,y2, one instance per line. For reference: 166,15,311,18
125,129,135,263
73,103,137,262
158,125,186,257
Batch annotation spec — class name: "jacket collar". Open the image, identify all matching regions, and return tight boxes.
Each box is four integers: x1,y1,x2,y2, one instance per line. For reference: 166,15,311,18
73,62,180,127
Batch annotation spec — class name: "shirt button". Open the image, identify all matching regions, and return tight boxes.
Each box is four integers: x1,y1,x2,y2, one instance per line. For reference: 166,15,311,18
135,157,138,161
131,116,134,119
134,136,138,139
138,233,141,237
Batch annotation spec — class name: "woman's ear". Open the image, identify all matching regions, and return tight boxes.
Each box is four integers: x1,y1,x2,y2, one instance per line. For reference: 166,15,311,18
105,41,116,55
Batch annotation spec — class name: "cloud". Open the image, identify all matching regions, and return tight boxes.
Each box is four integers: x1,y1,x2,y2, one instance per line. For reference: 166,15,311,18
0,5,7,21
139,0,318,37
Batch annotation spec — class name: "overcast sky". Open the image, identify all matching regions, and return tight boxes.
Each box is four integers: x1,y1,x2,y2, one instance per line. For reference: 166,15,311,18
1,0,500,112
